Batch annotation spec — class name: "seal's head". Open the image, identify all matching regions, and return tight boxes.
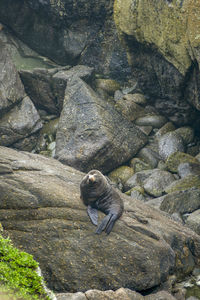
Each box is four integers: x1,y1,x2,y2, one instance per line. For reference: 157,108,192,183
80,170,110,205
84,170,104,186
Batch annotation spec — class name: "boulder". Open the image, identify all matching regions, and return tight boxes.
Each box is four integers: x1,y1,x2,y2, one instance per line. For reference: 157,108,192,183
135,115,167,129
108,166,134,185
124,170,155,192
0,30,43,149
165,175,200,194
175,127,194,145
20,65,94,114
115,98,145,122
143,170,176,197
55,77,147,173
138,148,160,168
0,146,200,293
186,210,200,236
114,0,199,123
0,1,131,80
158,132,185,160
166,152,199,173
0,96,42,147
178,162,200,178
0,38,26,113
160,188,200,215
155,122,176,139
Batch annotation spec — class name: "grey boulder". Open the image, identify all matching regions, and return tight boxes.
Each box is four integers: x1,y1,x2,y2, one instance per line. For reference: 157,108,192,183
0,146,200,292
55,77,147,173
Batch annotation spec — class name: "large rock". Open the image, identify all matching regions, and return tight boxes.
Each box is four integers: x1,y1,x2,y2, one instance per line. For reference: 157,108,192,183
114,0,200,123
20,65,94,114
0,96,42,147
0,0,131,80
0,146,200,293
0,37,26,113
158,131,185,160
160,188,200,215
114,0,200,75
0,34,43,148
55,77,148,173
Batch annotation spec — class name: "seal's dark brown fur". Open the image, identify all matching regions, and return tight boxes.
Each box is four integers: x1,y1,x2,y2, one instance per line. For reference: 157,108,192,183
80,170,124,234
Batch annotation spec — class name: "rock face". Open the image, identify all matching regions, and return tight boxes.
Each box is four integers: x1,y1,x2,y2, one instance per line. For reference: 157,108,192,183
0,39,26,113
0,0,131,80
0,146,200,293
114,0,200,123
55,77,148,173
0,31,43,149
20,65,94,114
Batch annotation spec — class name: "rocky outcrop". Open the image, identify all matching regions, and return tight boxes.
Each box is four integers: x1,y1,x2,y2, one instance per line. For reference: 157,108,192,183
0,37,25,114
0,0,131,80
114,0,200,124
0,146,200,295
20,65,94,114
55,77,147,173
0,30,43,149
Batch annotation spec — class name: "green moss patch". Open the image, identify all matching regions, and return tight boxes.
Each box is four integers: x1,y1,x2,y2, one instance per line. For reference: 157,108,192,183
0,235,50,300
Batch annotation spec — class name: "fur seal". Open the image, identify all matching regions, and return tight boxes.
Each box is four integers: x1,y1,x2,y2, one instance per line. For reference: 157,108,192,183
80,169,124,234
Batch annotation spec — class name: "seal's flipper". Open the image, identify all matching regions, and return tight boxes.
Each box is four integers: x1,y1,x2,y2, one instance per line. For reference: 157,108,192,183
87,205,98,226
105,214,118,234
95,213,112,234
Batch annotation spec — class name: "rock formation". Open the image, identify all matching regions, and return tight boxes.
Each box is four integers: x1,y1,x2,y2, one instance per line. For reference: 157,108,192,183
0,146,200,296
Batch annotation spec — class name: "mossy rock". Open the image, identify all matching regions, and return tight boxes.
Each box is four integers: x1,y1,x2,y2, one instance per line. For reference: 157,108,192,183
125,185,145,196
130,158,151,173
108,166,134,185
40,118,59,137
175,126,194,145
95,79,121,95
155,122,176,139
114,0,200,75
166,151,199,173
0,235,50,300
115,98,145,122
123,93,147,105
165,175,200,194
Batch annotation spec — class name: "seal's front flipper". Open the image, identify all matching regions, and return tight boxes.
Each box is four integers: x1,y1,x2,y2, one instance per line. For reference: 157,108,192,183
95,213,112,234
105,214,118,234
87,205,98,226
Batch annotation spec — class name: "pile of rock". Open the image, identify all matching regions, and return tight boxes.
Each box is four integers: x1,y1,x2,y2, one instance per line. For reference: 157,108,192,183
108,96,200,235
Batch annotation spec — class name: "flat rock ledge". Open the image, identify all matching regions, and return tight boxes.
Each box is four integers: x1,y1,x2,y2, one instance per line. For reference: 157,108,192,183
0,146,200,294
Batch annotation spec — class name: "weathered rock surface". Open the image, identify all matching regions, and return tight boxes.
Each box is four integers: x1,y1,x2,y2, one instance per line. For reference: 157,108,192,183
114,0,200,123
186,210,200,236
0,0,131,80
158,132,185,160
160,188,200,215
0,96,42,147
0,32,43,148
55,77,147,173
0,146,200,293
20,65,94,114
166,152,200,173
143,170,176,197
178,162,200,178
0,37,26,114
